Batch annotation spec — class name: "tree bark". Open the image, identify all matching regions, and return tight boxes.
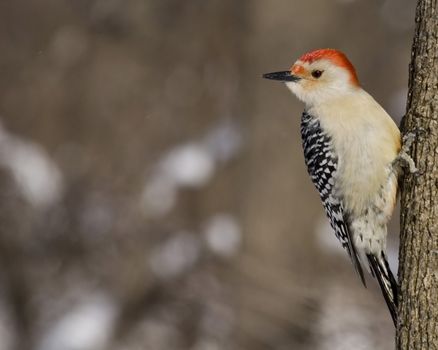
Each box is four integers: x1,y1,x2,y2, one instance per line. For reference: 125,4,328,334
397,0,438,349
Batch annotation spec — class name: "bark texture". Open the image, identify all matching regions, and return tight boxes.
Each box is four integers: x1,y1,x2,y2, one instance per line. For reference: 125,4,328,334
397,0,438,349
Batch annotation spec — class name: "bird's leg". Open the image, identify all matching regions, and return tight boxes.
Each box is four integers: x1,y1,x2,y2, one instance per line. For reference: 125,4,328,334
398,132,417,173
392,131,421,175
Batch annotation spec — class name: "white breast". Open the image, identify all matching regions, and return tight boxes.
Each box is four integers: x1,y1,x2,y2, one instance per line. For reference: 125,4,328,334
307,89,400,215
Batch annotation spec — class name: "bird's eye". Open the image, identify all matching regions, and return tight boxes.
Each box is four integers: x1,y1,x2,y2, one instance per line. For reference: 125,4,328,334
311,70,323,78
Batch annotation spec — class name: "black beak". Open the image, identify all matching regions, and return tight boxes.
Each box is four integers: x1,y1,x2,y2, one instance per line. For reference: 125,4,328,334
262,71,301,82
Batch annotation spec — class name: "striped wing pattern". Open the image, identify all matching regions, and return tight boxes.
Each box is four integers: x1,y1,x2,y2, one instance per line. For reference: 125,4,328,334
300,111,365,284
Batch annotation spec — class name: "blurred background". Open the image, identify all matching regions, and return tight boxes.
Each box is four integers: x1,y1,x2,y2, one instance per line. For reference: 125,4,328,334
0,1,416,349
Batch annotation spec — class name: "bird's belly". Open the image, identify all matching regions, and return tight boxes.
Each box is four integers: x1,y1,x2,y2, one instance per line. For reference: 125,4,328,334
336,147,392,215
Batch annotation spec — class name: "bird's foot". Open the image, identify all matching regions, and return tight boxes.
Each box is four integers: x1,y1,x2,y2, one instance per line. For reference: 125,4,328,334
393,129,425,175
396,150,418,174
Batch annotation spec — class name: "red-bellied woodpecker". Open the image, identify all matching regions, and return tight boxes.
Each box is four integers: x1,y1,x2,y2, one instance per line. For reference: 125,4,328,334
263,48,417,326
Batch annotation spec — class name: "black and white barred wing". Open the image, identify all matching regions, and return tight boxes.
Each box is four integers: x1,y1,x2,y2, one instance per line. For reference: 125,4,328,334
300,112,365,285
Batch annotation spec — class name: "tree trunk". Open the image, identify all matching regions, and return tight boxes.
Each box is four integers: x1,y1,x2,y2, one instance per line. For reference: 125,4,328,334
397,0,438,349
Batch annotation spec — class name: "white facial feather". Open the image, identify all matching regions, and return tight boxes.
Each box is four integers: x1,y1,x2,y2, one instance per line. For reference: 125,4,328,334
286,59,357,106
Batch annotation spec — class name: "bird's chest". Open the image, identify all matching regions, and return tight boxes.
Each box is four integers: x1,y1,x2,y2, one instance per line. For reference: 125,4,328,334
300,112,385,213
335,135,383,210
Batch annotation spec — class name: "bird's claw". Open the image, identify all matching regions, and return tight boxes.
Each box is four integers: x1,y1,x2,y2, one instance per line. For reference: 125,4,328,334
397,128,427,175
402,132,415,151
398,151,418,174
402,128,426,147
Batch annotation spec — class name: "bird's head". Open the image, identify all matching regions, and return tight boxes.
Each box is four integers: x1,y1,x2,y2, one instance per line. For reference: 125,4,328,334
263,49,360,106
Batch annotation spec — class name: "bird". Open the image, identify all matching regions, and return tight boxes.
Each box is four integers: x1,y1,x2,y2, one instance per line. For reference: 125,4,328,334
263,48,416,325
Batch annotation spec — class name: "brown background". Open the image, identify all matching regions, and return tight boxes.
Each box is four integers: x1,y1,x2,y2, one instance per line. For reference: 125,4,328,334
0,1,415,349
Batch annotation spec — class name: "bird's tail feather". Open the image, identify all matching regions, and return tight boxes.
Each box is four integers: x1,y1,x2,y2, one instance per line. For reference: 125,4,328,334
367,253,398,326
